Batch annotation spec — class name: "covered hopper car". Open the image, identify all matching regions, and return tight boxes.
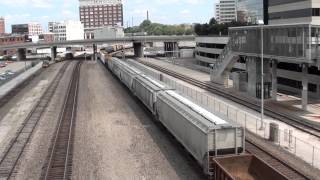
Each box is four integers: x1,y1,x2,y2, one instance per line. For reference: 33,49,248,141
100,57,245,176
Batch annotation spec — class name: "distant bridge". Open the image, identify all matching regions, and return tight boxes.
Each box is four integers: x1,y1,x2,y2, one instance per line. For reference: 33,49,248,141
0,35,195,50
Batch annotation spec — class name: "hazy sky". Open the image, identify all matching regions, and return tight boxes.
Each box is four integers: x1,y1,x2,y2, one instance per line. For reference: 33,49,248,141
0,0,215,32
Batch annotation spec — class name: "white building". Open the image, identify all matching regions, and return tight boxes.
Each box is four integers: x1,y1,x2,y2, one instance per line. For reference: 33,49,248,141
28,23,43,35
49,21,84,41
215,0,237,24
93,26,124,39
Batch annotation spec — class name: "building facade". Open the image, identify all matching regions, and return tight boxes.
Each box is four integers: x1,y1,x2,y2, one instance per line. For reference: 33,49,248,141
49,21,84,41
269,0,320,25
79,0,123,29
0,34,28,56
0,17,5,34
11,23,43,35
195,36,228,72
237,0,268,24
93,26,124,39
215,0,237,24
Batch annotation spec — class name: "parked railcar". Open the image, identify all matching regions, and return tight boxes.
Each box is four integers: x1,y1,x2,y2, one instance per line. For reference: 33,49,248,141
132,74,172,114
118,63,142,90
105,57,245,176
156,90,245,173
126,59,162,80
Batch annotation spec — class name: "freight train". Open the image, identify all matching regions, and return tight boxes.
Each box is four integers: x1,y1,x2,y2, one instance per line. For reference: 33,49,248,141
100,56,245,175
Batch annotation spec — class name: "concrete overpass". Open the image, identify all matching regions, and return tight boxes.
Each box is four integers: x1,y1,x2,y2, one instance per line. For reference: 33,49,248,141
0,35,195,61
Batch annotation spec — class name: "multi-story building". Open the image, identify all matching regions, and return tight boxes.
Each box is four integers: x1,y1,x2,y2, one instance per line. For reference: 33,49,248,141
269,0,320,25
237,0,268,24
195,36,228,71
215,0,237,24
49,21,84,41
11,23,43,35
0,17,5,34
79,0,123,29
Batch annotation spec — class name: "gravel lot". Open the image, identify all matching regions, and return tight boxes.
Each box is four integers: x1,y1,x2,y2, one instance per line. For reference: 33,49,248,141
72,61,206,180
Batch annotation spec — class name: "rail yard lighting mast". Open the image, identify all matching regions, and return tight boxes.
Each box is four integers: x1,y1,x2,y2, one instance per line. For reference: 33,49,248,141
258,20,264,129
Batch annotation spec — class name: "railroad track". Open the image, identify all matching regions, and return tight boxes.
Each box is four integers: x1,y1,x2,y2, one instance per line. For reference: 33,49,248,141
0,61,71,179
139,61,320,139
245,139,308,180
41,61,82,180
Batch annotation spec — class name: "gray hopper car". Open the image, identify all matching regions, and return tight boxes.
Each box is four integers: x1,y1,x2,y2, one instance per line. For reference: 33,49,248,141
105,57,245,175
126,59,162,81
132,75,172,114
156,90,245,172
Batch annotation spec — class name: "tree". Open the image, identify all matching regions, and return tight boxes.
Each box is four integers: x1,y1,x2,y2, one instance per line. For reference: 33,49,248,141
209,17,217,25
125,19,194,35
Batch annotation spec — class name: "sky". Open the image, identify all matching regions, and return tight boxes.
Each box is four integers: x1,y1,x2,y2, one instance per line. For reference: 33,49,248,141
0,0,215,33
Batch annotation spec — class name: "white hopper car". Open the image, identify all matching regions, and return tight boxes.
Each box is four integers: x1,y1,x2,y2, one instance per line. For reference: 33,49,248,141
156,90,244,171
126,59,162,81
101,57,245,174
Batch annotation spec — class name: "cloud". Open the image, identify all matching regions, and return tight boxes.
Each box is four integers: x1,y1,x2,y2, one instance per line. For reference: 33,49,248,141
0,0,54,8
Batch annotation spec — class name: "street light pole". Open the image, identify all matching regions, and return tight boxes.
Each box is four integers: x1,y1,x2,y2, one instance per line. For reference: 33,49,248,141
260,22,264,129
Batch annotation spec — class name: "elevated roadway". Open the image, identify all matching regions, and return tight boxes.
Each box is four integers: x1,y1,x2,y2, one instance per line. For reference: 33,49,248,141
0,35,195,50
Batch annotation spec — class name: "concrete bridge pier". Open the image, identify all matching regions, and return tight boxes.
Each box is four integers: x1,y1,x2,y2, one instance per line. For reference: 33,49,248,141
246,57,272,99
51,46,57,61
271,60,278,100
17,48,26,61
133,42,144,58
164,42,178,57
92,44,97,61
302,63,309,110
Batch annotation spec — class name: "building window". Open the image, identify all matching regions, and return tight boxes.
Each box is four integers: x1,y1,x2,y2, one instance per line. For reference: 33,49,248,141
313,8,320,16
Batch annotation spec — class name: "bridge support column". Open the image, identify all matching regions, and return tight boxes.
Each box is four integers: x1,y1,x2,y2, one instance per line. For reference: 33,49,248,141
133,42,144,58
271,60,278,100
302,63,309,110
92,44,97,61
164,42,178,57
246,57,272,99
17,48,26,61
51,46,57,61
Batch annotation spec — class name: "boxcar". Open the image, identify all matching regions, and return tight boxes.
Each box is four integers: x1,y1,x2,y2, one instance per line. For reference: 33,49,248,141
132,75,172,114
156,90,245,171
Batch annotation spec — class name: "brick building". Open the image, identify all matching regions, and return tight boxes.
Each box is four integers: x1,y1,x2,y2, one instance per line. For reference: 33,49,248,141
0,34,28,56
79,0,123,29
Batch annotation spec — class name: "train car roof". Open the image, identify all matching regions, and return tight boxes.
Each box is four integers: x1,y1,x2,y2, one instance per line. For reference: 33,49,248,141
163,90,234,129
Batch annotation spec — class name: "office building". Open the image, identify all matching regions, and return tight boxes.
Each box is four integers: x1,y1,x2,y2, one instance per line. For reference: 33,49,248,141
237,0,268,24
79,0,123,29
269,0,320,25
49,21,84,41
0,17,5,34
11,23,43,35
215,0,237,24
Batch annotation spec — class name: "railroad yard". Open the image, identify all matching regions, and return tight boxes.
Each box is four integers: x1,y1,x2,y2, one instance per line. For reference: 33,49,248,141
0,58,319,180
